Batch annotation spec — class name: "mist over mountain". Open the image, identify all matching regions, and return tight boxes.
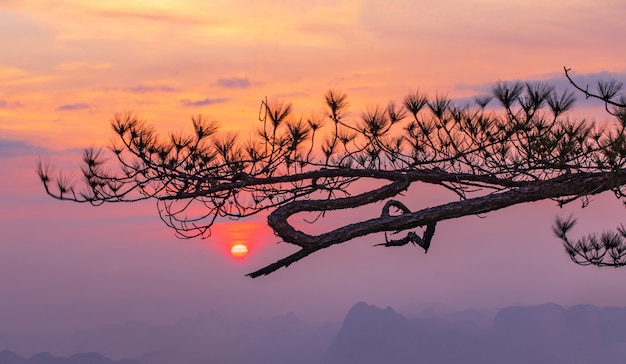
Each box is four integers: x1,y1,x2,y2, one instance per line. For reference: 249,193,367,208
325,302,488,364
0,311,339,364
0,350,140,364
3,302,626,364
324,302,626,364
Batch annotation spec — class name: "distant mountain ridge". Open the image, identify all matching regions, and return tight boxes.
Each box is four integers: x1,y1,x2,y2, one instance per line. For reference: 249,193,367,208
4,302,626,364
20,311,335,364
324,302,626,364
0,350,140,364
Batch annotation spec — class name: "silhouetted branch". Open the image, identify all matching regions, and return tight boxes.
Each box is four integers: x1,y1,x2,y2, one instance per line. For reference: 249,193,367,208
38,68,626,276
553,215,626,267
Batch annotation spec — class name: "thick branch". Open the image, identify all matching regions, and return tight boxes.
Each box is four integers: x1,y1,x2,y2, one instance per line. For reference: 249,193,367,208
249,171,624,276
265,177,412,248
163,167,523,201
381,200,413,216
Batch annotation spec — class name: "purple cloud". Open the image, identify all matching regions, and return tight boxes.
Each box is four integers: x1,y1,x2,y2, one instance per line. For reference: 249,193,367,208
180,97,228,107
56,103,91,111
127,84,176,93
0,100,24,109
0,138,48,157
217,77,250,88
450,70,626,110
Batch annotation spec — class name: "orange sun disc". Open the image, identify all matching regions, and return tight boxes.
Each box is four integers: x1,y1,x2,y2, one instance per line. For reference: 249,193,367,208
230,244,249,258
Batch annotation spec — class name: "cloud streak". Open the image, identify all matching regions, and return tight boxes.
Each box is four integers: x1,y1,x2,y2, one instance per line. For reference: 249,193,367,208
127,84,176,94
450,70,626,110
56,103,91,111
180,97,228,107
86,8,210,26
217,77,250,88
0,138,48,157
0,100,23,109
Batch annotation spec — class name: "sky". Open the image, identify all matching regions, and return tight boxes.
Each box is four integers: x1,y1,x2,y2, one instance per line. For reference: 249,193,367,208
2,0,626,333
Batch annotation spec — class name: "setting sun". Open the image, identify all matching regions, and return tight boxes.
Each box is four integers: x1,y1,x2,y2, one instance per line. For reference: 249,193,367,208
230,244,249,258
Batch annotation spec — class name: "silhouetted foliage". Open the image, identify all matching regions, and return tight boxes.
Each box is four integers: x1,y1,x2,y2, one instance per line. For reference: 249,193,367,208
38,67,626,277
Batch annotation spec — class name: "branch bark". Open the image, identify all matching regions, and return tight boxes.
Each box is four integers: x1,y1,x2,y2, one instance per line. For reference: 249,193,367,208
248,170,624,277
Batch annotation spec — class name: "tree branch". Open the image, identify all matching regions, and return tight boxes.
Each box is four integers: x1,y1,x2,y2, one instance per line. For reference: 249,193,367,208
251,171,624,276
36,70,626,277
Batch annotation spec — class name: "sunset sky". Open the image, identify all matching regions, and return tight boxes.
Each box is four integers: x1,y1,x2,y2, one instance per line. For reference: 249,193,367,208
2,0,626,332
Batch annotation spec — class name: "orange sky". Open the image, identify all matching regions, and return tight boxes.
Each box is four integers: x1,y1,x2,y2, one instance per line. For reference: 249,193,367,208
2,0,625,148
2,0,626,330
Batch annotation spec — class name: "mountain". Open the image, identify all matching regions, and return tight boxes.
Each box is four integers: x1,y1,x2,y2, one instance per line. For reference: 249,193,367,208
324,302,414,364
0,351,24,364
324,302,487,364
72,311,337,364
488,303,626,363
0,350,140,364
0,309,338,364
6,302,626,364
324,302,626,364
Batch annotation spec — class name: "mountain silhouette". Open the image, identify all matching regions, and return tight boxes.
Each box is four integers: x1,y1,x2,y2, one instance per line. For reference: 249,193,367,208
5,302,626,364
73,311,335,364
324,302,626,364
0,350,24,364
0,350,140,364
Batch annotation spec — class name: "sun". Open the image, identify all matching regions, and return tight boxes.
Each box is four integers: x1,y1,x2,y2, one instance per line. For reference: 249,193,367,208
230,243,249,258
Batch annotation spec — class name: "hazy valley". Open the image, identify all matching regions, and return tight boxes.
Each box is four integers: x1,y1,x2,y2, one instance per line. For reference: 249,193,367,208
3,302,626,363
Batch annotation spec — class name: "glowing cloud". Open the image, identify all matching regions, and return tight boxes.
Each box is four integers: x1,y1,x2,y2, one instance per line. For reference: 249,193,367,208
55,103,91,111
217,77,250,88
180,97,228,107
